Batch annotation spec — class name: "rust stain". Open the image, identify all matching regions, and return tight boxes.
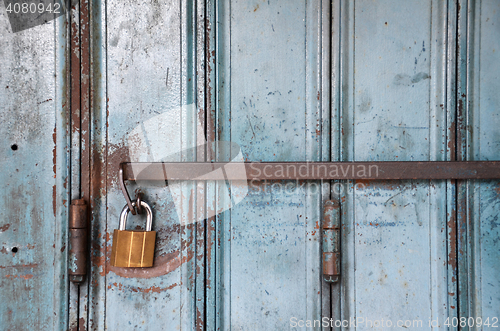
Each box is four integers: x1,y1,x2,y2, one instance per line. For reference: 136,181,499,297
52,126,57,217
108,281,178,293
37,98,53,105
93,254,107,277
0,263,38,269
447,205,457,269
196,307,203,331
52,128,57,176
0,224,10,232
495,183,500,197
78,317,86,331
448,121,456,160
5,273,34,280
354,179,407,190
52,185,57,217
107,250,186,279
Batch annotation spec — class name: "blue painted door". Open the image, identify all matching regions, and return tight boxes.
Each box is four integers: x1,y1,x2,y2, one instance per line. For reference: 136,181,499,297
0,4,69,330
1,1,499,330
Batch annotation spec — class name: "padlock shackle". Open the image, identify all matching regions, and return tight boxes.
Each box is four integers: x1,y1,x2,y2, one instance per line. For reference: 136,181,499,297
119,201,153,231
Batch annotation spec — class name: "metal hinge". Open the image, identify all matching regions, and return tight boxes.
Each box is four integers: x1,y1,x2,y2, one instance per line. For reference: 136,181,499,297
69,199,88,283
323,200,340,283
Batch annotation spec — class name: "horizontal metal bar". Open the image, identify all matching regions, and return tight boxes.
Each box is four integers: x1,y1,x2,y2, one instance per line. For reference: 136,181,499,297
122,161,500,181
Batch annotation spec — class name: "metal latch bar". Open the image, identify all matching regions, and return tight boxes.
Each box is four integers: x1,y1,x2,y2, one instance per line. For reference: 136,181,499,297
122,161,500,181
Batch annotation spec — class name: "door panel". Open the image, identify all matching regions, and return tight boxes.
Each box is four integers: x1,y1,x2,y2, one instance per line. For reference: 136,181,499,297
95,0,330,330
100,0,196,329
0,8,68,330
91,0,500,330
2,0,499,330
337,0,452,327
468,0,500,322
214,0,328,329
6,0,489,330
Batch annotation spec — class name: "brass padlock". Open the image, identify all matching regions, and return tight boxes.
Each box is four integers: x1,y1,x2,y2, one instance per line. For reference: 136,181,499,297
110,201,156,267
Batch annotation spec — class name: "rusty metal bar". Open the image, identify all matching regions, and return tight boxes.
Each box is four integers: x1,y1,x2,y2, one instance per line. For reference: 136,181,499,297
122,161,500,181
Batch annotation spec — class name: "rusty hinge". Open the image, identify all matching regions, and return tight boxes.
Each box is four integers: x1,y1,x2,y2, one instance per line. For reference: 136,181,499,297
69,199,88,283
323,200,340,283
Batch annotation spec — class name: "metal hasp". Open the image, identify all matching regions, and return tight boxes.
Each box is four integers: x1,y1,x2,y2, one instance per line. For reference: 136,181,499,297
122,161,500,181
119,167,137,215
69,199,88,283
323,200,340,282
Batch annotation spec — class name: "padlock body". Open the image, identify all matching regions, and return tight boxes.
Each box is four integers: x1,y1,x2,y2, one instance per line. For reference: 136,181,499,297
110,229,156,267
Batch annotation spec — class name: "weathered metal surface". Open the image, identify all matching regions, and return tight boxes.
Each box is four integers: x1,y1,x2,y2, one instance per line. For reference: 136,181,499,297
68,0,81,327
213,0,326,329
68,0,92,328
465,0,500,324
84,0,107,329
69,199,88,283
80,0,500,330
123,161,500,180
0,4,69,330
93,0,199,329
338,0,452,328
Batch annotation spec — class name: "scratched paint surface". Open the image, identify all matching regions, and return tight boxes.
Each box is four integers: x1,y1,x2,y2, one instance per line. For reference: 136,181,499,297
99,0,327,329
339,0,452,328
468,0,500,322
99,0,204,329
217,1,326,330
90,1,500,330
0,5,68,331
